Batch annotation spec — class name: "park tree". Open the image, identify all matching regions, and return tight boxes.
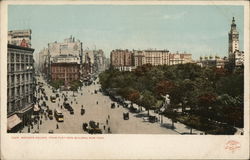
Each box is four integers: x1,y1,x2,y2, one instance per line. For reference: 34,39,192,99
154,80,175,97
140,90,157,116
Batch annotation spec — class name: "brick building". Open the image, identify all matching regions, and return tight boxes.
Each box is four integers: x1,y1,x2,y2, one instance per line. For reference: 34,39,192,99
110,49,134,71
51,62,80,87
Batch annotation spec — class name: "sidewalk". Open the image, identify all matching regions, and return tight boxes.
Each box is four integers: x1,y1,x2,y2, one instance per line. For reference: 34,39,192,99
137,109,205,135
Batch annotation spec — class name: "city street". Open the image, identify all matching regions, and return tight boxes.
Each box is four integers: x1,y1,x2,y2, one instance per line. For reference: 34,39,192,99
22,75,205,135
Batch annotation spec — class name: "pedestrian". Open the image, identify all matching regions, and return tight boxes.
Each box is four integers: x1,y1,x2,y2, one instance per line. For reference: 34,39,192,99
96,101,98,105
61,105,62,109
106,119,108,125
103,125,106,130
40,120,42,125
56,124,59,129
108,127,111,133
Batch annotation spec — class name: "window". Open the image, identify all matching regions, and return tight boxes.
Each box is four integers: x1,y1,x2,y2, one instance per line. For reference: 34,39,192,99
21,55,24,62
11,64,14,72
16,54,20,62
17,87,20,95
17,75,20,83
26,56,29,63
11,53,15,62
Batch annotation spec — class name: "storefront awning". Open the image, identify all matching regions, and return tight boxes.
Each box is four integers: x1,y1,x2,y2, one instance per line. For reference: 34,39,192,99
7,114,22,130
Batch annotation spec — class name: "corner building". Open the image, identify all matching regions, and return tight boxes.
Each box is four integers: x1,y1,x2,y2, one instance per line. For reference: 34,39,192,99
7,44,35,132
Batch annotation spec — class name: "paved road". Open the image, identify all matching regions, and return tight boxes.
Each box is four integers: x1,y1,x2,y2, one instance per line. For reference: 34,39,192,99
23,75,203,134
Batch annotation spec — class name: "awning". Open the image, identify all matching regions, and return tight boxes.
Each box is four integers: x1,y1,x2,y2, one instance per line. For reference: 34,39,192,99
34,104,40,112
7,114,22,130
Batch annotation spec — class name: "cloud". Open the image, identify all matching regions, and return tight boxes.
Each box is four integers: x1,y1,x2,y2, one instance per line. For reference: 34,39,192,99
163,11,188,20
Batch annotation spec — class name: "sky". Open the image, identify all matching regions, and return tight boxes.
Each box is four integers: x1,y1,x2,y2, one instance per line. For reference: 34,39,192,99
8,5,244,60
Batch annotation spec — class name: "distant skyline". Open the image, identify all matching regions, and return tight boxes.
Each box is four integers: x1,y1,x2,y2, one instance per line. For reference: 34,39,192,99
8,5,244,60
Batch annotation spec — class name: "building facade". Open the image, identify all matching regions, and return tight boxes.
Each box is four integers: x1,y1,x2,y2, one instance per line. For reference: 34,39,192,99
48,36,83,59
7,44,35,132
51,63,80,87
198,56,228,68
111,49,133,69
228,17,244,67
111,49,193,71
8,29,32,48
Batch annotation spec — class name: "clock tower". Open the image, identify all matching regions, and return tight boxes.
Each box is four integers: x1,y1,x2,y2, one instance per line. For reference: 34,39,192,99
228,17,239,59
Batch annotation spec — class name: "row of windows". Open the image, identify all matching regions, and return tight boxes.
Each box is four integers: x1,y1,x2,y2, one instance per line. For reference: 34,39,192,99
7,73,33,86
8,52,33,63
7,84,33,97
7,95,33,114
8,64,33,72
52,67,78,73
52,74,79,79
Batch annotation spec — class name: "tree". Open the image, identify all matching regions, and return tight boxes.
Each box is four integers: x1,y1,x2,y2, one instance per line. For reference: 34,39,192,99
164,107,178,129
50,79,64,90
70,80,82,95
154,80,175,97
127,90,140,103
140,91,157,116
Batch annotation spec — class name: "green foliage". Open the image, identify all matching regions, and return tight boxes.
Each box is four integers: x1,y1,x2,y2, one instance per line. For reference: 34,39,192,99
100,63,244,130
69,80,82,91
50,79,64,89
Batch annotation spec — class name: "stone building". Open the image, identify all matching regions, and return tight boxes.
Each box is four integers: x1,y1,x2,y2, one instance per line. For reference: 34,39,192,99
84,49,106,74
228,17,244,67
8,29,32,48
169,53,193,65
110,49,134,71
7,44,35,132
198,56,227,68
134,49,170,67
111,49,193,71
48,36,83,60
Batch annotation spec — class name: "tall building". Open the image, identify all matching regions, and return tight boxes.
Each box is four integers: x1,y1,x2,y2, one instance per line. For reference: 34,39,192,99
228,17,244,67
7,44,35,132
228,17,239,56
8,29,32,48
38,36,84,82
134,50,193,67
84,49,107,73
134,49,170,67
110,49,134,71
110,49,193,71
48,36,83,59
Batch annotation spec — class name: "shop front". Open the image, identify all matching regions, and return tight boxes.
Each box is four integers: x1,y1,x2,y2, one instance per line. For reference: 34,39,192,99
17,105,33,127
7,114,22,133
